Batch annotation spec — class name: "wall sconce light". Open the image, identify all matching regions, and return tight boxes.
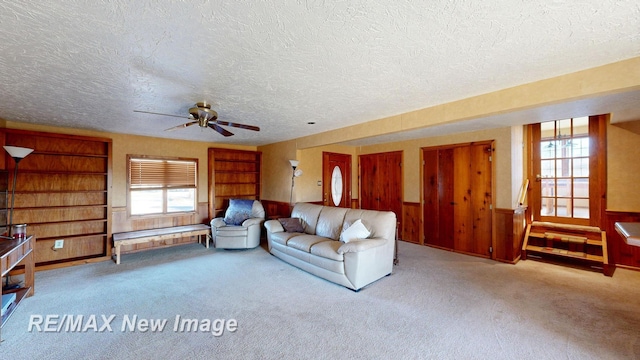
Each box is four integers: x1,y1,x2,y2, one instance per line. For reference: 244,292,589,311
3,145,34,239
289,159,303,205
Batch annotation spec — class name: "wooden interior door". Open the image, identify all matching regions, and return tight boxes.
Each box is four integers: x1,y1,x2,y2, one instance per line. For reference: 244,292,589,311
322,152,351,207
359,151,402,225
422,142,493,258
423,148,454,249
359,154,377,210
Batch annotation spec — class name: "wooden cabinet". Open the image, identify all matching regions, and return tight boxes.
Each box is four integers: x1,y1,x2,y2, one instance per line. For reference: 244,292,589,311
422,142,493,258
2,129,112,268
208,148,261,219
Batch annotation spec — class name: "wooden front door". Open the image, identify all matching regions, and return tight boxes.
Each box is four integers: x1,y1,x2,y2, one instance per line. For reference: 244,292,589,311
422,142,493,258
359,151,402,225
322,152,351,207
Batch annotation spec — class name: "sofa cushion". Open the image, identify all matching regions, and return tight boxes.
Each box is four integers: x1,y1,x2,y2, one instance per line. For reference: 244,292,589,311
316,206,349,240
278,217,304,233
339,219,371,243
310,240,344,261
215,225,248,235
269,231,300,246
291,203,323,235
287,234,329,252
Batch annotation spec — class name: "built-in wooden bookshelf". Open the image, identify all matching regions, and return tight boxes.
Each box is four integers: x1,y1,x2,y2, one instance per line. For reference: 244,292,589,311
208,148,261,219
1,129,112,268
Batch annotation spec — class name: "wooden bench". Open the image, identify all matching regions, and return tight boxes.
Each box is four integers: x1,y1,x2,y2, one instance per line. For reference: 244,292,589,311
112,224,211,264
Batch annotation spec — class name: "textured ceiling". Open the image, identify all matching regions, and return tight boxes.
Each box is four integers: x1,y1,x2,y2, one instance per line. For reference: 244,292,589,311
0,1,639,146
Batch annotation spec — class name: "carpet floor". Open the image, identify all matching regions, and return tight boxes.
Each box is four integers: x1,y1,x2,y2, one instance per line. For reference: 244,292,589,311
2,240,639,359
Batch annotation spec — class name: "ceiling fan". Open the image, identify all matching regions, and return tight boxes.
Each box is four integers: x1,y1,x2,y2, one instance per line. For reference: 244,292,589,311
134,102,260,137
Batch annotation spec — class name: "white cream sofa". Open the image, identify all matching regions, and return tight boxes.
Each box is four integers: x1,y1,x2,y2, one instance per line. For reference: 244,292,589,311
264,203,396,291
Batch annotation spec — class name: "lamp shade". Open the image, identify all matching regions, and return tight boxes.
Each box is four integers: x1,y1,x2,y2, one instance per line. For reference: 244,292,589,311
289,159,299,168
3,146,34,160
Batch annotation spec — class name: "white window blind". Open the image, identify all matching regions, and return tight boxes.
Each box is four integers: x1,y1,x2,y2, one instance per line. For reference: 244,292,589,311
129,158,196,189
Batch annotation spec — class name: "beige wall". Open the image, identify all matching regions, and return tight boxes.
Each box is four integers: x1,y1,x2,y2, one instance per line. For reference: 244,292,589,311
259,118,640,212
258,140,299,203
258,141,357,204
259,57,639,212
258,125,523,210
607,119,640,211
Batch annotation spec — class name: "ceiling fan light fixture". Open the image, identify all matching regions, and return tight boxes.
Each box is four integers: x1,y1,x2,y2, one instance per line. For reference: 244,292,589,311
136,101,259,137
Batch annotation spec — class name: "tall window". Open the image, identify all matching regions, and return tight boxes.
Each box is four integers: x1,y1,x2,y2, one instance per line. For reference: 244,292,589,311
529,114,607,227
539,117,590,219
128,156,197,216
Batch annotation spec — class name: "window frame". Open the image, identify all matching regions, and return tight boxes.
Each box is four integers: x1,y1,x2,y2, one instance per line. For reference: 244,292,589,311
527,114,607,228
127,154,198,217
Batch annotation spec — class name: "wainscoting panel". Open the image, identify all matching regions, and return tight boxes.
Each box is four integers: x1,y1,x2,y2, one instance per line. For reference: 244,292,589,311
261,200,293,219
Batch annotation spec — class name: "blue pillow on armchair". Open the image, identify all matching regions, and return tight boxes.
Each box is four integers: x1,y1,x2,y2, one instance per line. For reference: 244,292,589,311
223,199,255,225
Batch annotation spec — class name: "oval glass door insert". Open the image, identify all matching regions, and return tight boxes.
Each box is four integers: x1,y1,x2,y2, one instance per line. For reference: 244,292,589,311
331,166,343,206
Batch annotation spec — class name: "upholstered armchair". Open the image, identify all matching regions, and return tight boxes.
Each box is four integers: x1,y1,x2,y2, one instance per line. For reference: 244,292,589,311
210,199,265,249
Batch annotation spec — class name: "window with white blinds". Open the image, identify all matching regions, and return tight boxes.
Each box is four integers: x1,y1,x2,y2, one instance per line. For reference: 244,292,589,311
127,156,197,215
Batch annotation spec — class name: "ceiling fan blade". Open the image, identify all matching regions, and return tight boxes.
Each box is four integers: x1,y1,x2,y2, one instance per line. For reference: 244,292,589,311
134,110,189,119
208,123,234,137
215,120,260,132
165,121,198,131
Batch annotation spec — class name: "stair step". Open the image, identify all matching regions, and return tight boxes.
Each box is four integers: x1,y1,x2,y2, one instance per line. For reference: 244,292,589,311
525,245,604,262
522,222,611,275
528,232,602,245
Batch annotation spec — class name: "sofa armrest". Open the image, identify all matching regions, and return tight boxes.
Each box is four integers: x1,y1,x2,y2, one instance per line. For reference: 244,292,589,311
337,238,386,254
264,219,284,233
242,217,264,227
211,218,226,228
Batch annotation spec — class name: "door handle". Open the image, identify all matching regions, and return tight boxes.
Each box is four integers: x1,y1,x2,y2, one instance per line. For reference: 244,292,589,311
536,174,542,182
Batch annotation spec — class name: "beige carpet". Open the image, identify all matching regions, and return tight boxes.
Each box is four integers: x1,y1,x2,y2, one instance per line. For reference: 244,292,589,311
2,240,639,359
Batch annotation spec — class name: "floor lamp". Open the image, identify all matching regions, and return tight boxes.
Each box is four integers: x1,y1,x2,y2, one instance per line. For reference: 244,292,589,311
3,145,34,239
289,160,302,206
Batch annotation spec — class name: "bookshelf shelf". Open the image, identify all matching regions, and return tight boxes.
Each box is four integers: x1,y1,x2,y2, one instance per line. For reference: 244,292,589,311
1,235,34,340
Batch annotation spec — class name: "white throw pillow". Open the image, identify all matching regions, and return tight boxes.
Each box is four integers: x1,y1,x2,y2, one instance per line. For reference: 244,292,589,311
340,219,371,243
